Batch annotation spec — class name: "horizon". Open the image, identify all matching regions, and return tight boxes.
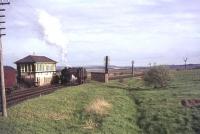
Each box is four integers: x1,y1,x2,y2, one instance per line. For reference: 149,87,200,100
2,0,200,67
5,60,200,69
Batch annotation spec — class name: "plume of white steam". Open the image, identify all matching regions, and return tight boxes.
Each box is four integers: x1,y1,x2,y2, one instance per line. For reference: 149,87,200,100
37,9,68,65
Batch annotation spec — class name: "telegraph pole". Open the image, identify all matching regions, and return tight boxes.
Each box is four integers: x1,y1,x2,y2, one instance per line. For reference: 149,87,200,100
183,57,188,70
131,60,134,77
0,0,10,117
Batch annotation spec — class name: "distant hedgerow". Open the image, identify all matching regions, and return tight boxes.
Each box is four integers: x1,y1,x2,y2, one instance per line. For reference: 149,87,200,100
143,66,170,88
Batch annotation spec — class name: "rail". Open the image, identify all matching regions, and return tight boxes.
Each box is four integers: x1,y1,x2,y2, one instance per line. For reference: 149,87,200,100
6,85,65,107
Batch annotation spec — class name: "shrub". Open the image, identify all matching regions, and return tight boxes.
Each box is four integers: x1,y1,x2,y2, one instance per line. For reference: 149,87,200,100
143,66,170,88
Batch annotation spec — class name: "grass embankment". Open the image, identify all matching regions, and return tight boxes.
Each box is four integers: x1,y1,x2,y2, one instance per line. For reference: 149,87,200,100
0,82,140,134
0,70,200,134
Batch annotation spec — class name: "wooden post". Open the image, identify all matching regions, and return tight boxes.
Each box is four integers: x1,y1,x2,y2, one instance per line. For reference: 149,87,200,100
0,33,7,117
0,0,10,117
132,60,134,77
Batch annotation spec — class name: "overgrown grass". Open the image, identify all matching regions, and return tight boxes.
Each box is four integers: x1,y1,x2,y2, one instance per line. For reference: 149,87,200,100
0,70,200,134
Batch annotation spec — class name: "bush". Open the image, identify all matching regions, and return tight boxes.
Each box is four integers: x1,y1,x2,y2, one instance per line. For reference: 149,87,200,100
144,66,170,88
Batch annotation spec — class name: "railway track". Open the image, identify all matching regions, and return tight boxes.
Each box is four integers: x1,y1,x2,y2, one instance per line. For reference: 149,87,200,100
6,85,64,107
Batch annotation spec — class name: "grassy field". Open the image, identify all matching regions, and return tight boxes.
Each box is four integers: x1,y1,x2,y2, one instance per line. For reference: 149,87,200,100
124,69,200,134
0,70,200,134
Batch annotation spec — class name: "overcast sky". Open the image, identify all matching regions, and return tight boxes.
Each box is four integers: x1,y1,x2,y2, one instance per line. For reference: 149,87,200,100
2,0,200,67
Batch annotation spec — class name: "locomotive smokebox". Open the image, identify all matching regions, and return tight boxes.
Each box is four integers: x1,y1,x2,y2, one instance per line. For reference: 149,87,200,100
60,67,87,85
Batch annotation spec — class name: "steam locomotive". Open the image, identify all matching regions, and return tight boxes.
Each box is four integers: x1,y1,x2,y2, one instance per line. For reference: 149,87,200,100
52,67,87,85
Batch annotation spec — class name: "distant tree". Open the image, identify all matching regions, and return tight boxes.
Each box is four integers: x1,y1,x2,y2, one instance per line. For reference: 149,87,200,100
143,66,170,88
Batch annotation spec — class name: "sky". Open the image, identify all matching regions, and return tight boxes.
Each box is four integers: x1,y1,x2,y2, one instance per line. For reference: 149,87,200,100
1,0,200,67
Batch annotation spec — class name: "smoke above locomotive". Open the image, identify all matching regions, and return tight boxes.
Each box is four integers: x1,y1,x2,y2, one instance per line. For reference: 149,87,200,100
37,9,69,65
